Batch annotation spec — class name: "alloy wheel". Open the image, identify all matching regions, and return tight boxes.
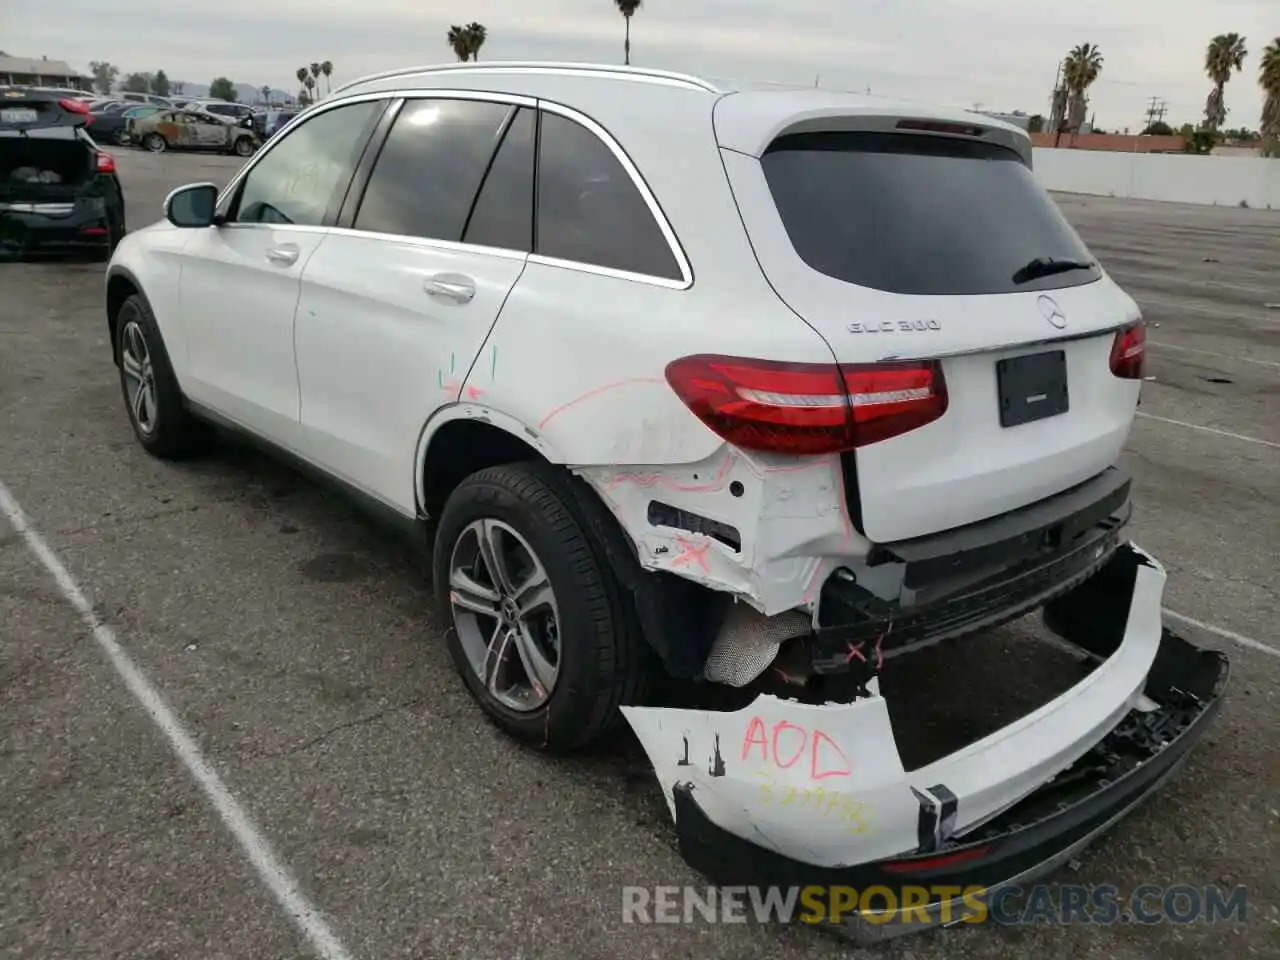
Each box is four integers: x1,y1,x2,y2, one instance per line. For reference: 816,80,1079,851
120,320,158,435
448,519,561,712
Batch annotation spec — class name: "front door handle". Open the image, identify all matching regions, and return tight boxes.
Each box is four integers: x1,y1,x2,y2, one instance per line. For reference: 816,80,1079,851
424,274,476,304
265,244,300,266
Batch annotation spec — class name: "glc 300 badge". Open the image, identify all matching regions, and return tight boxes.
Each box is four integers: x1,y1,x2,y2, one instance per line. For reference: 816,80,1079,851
846,319,942,334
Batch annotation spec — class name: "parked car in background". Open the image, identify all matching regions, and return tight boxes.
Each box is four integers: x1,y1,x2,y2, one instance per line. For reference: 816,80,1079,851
128,107,259,156
195,100,270,137
92,105,165,146
0,88,125,258
119,92,172,107
89,99,129,115
263,108,301,139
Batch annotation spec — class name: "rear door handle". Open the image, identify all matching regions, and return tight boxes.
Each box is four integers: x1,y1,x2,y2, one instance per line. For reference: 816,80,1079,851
265,244,300,266
423,274,476,304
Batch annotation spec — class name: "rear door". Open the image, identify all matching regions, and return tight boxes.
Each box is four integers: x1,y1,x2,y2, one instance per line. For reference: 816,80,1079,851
293,96,533,512
720,116,1144,543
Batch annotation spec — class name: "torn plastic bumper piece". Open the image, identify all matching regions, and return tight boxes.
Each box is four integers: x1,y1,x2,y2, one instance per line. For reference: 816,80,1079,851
621,542,1228,943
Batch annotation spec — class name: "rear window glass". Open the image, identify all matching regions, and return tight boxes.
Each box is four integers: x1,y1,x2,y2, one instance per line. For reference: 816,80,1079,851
760,131,1101,296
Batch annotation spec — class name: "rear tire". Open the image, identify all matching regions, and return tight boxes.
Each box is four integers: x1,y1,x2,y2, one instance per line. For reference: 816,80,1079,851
115,293,210,459
143,133,166,153
432,462,654,753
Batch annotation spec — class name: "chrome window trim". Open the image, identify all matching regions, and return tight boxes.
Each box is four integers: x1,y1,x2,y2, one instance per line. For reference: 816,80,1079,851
321,226,530,263
214,87,694,290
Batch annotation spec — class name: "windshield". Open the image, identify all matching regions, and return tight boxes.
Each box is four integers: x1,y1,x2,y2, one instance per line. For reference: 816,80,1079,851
760,130,1102,296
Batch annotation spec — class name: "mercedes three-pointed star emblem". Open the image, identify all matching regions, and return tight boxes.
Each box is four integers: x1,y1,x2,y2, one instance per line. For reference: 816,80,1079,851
1037,295,1067,329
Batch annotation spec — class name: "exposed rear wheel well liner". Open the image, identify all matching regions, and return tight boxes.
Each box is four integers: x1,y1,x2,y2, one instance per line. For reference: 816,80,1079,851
421,419,552,520
420,417,719,678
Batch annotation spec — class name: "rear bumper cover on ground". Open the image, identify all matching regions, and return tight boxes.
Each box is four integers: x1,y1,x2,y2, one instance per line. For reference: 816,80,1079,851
621,542,1228,942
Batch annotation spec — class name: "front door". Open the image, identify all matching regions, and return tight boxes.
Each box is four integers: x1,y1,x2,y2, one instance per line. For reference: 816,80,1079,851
294,98,536,512
176,97,387,451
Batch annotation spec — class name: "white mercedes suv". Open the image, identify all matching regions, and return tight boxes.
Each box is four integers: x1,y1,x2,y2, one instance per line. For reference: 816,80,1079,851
105,62,1226,939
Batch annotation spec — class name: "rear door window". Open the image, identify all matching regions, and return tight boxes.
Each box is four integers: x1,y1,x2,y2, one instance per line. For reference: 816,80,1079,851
760,131,1102,296
353,98,512,243
462,106,535,252
534,111,682,281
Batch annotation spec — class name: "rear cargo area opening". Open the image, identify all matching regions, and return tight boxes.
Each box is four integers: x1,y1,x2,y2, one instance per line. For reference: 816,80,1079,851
0,136,93,198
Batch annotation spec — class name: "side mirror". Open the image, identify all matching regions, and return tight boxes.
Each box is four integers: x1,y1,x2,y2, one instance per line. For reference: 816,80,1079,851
164,182,220,228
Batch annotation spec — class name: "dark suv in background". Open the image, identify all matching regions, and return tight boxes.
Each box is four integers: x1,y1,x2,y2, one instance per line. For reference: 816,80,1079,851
0,89,125,259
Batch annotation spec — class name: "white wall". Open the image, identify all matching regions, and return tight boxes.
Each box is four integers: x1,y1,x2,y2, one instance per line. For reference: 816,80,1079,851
1032,148,1280,209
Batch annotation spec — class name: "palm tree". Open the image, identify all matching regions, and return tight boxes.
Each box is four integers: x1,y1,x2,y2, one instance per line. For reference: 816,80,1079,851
1261,38,1280,158
321,60,333,94
295,66,309,103
447,25,470,62
1061,43,1104,134
309,62,322,98
259,84,271,105
464,22,487,61
305,75,316,103
1204,33,1248,130
615,0,642,65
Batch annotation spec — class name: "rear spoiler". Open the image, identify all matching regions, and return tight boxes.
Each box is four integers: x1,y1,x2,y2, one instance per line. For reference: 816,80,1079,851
713,90,1033,167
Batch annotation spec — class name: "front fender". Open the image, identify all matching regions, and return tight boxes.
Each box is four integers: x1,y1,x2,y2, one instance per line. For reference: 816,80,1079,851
105,224,196,377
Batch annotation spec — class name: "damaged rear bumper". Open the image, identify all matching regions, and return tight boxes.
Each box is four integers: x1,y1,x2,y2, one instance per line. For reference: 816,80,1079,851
621,542,1228,942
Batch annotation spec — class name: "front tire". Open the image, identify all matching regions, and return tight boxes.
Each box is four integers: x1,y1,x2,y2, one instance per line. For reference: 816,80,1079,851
233,137,256,157
143,133,166,153
432,462,652,753
115,294,210,459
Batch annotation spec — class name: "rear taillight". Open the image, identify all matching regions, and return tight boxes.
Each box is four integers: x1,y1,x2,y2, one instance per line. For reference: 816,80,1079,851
94,152,116,173
1109,322,1146,379
59,98,93,124
663,354,947,455
844,361,949,446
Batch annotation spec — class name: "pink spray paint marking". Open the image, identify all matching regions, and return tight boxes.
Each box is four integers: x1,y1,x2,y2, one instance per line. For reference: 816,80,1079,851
669,535,711,572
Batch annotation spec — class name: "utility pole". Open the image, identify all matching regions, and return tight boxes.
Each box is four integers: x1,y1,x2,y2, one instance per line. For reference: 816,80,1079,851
1143,96,1168,130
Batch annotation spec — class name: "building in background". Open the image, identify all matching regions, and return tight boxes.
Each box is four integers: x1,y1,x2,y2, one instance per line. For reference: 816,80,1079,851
0,54,91,91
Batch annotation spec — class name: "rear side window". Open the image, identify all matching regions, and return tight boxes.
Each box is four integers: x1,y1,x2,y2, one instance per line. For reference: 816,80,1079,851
354,98,512,242
462,107,535,251
761,131,1101,296
535,111,682,281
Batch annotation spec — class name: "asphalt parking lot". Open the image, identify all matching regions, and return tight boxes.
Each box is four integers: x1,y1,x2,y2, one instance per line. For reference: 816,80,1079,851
1,149,1277,960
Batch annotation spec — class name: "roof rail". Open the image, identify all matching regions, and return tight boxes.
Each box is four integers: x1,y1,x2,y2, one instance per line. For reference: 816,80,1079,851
333,61,720,96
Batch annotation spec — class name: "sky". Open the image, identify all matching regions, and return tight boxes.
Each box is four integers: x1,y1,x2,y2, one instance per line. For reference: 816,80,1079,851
3,0,1275,131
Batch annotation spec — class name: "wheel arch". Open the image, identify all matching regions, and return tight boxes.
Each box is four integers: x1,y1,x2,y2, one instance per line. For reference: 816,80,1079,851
105,265,144,366
417,408,721,680
416,406,568,520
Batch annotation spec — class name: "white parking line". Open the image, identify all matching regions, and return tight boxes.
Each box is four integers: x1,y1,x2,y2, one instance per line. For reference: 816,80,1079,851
0,482,354,960
1164,609,1280,660
1135,412,1280,449
1147,341,1280,370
